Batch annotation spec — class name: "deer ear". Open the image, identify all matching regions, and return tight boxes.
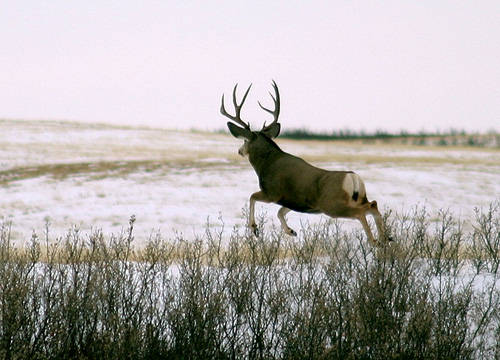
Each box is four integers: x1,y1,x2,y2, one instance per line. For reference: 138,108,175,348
261,123,280,138
227,122,253,140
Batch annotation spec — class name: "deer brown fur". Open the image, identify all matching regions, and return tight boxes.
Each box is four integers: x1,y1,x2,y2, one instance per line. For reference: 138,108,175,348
221,81,388,246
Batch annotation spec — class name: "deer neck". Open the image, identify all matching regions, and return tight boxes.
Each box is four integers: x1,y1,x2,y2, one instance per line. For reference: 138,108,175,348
248,137,283,175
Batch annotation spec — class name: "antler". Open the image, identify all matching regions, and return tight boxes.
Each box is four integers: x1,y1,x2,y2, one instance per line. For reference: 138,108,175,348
259,80,280,131
220,84,252,130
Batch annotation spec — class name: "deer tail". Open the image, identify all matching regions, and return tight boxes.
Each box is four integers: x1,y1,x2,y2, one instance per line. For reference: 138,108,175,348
351,173,360,201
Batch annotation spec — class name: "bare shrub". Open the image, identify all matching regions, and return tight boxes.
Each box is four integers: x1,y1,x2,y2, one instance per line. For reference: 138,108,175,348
0,204,499,359
471,201,500,273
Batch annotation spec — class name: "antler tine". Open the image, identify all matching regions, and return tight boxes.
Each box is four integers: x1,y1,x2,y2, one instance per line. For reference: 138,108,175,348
220,94,238,123
259,80,280,129
220,83,252,130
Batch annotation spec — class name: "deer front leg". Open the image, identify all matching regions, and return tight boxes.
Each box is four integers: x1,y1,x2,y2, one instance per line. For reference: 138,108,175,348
249,191,271,236
278,207,297,236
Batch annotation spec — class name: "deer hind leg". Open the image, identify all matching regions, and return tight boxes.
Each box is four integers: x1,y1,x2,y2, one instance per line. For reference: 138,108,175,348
357,213,379,247
277,207,297,236
367,200,389,243
249,191,271,236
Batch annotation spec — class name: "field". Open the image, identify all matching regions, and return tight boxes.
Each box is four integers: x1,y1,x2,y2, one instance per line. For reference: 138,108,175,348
1,119,500,359
0,119,498,244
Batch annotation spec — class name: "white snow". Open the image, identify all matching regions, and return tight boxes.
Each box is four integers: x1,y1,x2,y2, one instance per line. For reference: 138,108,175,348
1,119,499,245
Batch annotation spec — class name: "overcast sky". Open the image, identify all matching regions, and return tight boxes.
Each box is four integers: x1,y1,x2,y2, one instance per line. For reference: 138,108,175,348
1,1,499,133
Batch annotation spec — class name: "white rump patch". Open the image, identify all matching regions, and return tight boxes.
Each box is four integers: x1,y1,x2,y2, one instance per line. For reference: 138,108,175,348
343,173,363,201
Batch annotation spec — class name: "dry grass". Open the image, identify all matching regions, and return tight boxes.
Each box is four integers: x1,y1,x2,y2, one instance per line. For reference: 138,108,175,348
0,158,243,184
8,202,499,268
297,152,500,166
1,146,497,186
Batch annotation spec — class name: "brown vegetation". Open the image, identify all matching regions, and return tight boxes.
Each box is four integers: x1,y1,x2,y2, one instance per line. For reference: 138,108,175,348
0,203,499,359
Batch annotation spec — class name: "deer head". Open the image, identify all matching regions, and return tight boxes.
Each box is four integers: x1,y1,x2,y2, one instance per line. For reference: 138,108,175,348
221,81,281,157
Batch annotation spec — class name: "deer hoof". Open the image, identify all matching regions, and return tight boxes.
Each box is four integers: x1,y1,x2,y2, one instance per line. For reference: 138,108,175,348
250,224,259,237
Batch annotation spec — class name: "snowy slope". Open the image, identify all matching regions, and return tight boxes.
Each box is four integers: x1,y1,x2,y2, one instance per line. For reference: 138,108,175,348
1,119,498,244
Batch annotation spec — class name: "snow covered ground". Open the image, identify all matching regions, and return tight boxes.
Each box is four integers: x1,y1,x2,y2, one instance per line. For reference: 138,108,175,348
1,119,498,245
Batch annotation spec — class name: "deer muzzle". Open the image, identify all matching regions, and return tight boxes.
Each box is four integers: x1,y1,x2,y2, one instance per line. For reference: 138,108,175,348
238,142,249,157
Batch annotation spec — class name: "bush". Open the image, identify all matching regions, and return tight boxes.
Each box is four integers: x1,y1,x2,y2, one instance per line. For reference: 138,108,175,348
0,205,499,359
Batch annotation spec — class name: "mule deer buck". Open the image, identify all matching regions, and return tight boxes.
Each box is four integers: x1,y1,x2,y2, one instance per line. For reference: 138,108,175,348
221,81,388,246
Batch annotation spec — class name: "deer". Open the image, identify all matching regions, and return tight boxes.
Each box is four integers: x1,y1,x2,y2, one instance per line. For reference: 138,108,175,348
221,81,389,246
